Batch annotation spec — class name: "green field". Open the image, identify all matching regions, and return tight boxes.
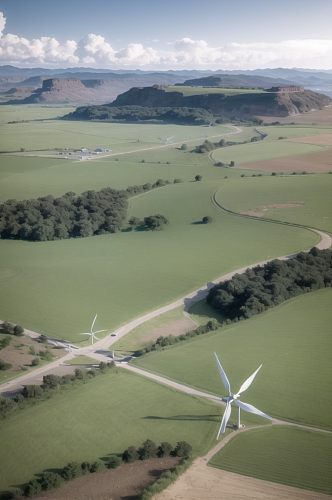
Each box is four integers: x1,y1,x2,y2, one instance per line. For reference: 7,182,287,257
0,179,318,340
215,175,332,233
208,426,332,496
212,140,325,165
131,288,332,429
165,86,265,96
0,368,221,492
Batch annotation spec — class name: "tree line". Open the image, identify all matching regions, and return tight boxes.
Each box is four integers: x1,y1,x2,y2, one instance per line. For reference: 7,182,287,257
207,247,332,320
63,105,214,125
0,179,174,242
23,438,192,497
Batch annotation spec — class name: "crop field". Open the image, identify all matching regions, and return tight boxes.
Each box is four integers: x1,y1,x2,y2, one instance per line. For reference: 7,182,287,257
215,174,332,233
262,126,332,142
208,426,332,496
165,86,265,96
0,178,318,339
131,288,332,429
0,105,71,126
0,368,221,492
211,140,325,166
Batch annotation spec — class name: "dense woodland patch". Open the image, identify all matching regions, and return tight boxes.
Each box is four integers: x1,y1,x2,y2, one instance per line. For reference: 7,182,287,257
64,105,214,125
0,179,172,241
207,247,332,320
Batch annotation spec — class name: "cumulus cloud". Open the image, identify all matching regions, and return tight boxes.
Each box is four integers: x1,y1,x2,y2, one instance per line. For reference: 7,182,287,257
0,12,78,64
0,11,331,69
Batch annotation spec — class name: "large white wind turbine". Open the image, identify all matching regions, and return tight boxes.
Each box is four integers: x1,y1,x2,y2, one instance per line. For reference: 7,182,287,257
79,314,106,345
214,352,272,439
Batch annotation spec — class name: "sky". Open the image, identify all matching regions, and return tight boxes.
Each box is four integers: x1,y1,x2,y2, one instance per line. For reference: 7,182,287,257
0,0,331,70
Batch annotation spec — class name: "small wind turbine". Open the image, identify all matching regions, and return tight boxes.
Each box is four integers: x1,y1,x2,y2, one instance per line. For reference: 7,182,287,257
214,352,272,439
79,314,106,345
165,136,174,145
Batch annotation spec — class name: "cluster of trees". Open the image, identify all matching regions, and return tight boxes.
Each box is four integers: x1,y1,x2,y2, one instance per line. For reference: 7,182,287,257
1,321,24,336
128,214,169,231
207,248,332,320
0,188,128,241
64,105,214,125
0,362,116,420
138,319,221,356
194,138,227,154
24,438,192,497
215,116,263,126
0,178,175,242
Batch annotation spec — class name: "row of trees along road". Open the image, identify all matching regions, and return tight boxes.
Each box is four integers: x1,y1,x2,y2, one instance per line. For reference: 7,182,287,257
207,248,332,320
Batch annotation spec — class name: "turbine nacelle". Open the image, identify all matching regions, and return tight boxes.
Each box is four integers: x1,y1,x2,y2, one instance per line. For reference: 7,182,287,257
79,314,106,345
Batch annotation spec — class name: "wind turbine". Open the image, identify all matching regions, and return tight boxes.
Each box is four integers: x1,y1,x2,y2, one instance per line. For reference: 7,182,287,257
79,314,106,345
165,136,174,145
214,352,272,439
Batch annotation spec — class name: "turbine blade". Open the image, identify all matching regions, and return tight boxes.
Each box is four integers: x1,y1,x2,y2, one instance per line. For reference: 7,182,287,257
94,329,107,334
214,352,231,394
93,336,100,341
79,333,91,336
91,314,98,332
234,399,272,420
237,365,262,395
217,400,232,439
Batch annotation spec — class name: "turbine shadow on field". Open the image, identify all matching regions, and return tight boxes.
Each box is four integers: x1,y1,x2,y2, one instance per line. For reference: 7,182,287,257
143,414,220,422
191,221,205,225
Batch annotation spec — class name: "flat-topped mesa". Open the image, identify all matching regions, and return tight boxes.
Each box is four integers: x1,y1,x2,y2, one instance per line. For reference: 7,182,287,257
42,78,86,92
110,85,331,118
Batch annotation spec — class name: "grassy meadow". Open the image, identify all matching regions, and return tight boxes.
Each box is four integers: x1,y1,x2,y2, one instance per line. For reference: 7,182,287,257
0,368,221,492
131,288,332,429
208,426,332,496
215,174,332,233
0,179,318,340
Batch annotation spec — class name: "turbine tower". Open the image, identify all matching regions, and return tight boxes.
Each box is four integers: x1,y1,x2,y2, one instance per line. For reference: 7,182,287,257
79,314,106,345
214,352,272,439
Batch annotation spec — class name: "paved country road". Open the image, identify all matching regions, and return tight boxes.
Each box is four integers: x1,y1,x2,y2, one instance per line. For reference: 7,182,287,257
1,225,330,400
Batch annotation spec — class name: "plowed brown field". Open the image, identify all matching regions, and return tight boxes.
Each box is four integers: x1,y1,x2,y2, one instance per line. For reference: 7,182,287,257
285,134,332,146
153,458,331,500
31,457,179,500
236,147,332,172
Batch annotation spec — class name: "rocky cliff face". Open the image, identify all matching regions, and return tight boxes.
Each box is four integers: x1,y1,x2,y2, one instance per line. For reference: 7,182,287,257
110,86,331,118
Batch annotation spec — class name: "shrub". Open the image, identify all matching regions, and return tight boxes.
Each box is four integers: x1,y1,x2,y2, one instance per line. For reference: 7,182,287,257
39,472,63,491
158,442,173,458
90,460,106,472
13,325,24,336
138,439,158,460
1,321,14,335
25,479,42,497
173,179,183,183
202,216,213,224
107,455,122,469
62,461,83,481
22,385,43,399
173,441,192,457
74,368,86,379
122,446,139,463
31,358,40,366
195,175,202,181
229,161,235,167
99,362,107,371
81,461,91,475
180,144,187,150
271,172,277,176
0,359,12,370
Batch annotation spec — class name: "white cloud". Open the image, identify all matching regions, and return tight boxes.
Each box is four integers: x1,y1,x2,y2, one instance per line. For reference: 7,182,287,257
0,12,78,64
0,11,331,69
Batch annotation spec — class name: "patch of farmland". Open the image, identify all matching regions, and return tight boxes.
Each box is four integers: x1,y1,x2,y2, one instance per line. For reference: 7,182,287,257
211,140,324,166
259,105,332,125
131,288,332,429
215,175,332,232
285,133,332,146
208,426,332,496
0,180,318,339
235,148,332,173
0,368,221,492
153,456,329,500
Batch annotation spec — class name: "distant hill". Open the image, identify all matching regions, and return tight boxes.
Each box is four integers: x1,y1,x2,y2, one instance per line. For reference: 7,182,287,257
110,85,331,118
